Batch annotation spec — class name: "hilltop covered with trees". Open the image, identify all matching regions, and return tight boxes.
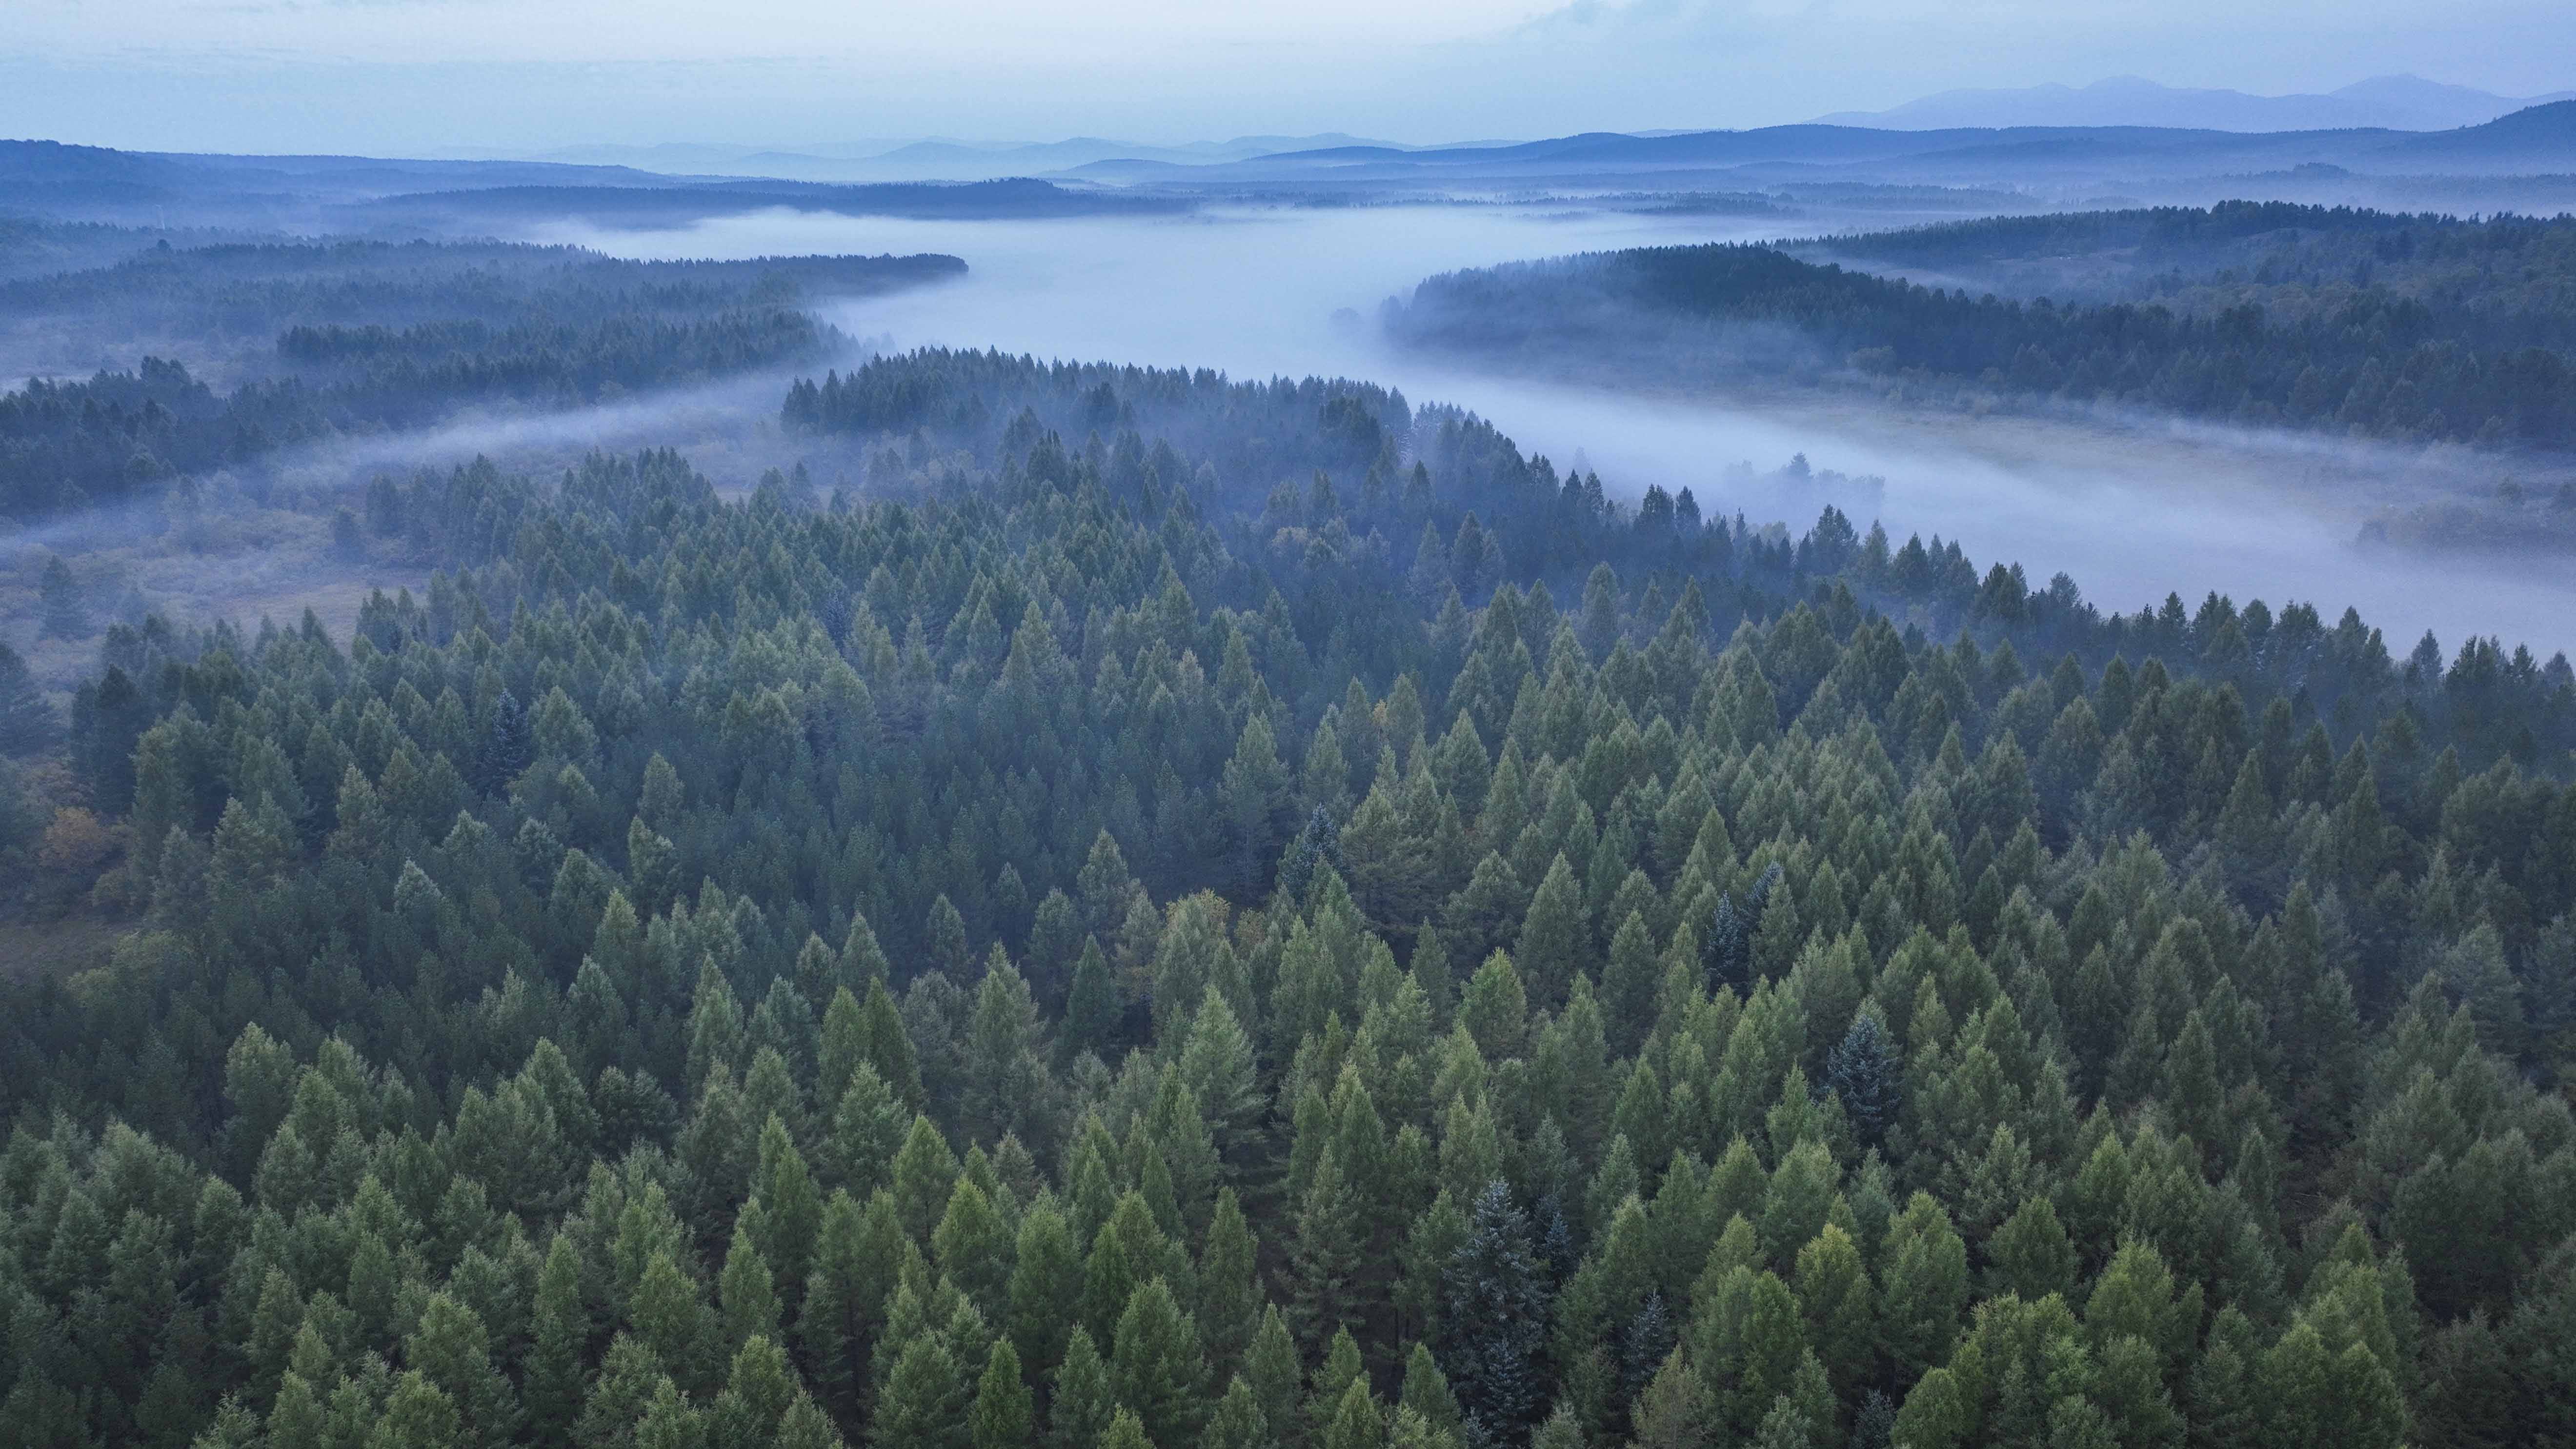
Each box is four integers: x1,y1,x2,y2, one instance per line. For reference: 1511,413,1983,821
1384,205,2576,451
0,348,2568,1449
0,239,962,520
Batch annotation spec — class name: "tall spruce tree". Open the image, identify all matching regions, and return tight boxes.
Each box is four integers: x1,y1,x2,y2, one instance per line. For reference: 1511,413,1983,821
1436,1183,1551,1445
1825,1010,1899,1150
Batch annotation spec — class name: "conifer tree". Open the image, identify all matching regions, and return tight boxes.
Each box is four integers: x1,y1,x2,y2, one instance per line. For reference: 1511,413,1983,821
1227,715,1295,897
1620,1292,1679,1422
1180,992,1267,1176
1691,1267,1814,1442
1205,1376,1270,1449
1282,806,1351,907
1050,1328,1116,1449
717,1220,783,1358
1084,1191,1182,1349
707,1335,801,1449
1877,1194,1969,1389
838,909,894,987
1309,1328,1367,1439
1514,856,1587,1006
1529,1404,1585,1449
1065,939,1125,1063
1400,1341,1466,1445
963,953,1046,1145
1824,1010,1898,1149
1112,1278,1208,1449
1321,1377,1387,1449
863,979,925,1107
800,1190,900,1424
524,1233,591,1447
1199,1188,1263,1380
933,1176,1014,1318
969,1340,1033,1449
628,1251,715,1395
1245,1305,1304,1448
827,1063,908,1200
478,687,535,796
1008,1198,1086,1380
576,1334,670,1448
1983,1196,2077,1304
1099,1408,1153,1449
1602,911,1662,1056
891,1115,962,1242
875,1330,974,1449
1287,1149,1368,1350
813,986,872,1102
1436,1183,1550,1445
404,1291,521,1449
39,555,87,640
755,1116,825,1303
1459,952,1528,1061
1630,1348,1711,1449
1707,893,1749,990
777,1395,845,1449
376,1371,464,1449
1791,1224,1873,1402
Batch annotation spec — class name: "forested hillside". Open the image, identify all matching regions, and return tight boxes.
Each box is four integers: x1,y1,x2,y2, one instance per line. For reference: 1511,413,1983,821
0,219,256,284
2,242,966,342
1802,203,2574,310
1,348,2573,1449
0,241,963,520
1384,206,2576,450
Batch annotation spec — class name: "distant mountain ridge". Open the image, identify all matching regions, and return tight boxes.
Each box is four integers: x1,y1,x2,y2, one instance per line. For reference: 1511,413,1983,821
8,101,2571,226
514,133,1413,182
0,141,1186,228
1813,75,2576,133
1072,101,2576,189
2380,99,2576,165
359,177,1188,227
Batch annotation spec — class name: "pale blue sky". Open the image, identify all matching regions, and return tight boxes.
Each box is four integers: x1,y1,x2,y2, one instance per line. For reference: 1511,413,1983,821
3,0,2569,153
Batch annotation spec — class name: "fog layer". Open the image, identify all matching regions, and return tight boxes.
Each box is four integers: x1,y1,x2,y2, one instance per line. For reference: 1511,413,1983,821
539,204,2576,656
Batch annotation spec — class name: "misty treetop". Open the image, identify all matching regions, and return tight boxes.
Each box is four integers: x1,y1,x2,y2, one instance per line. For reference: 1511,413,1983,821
0,218,265,285
1,238,964,341
1803,201,2576,342
0,347,2572,1449
0,238,963,520
1384,204,2576,450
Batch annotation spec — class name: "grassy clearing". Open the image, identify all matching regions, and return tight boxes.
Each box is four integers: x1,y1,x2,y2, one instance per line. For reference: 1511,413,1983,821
0,494,433,698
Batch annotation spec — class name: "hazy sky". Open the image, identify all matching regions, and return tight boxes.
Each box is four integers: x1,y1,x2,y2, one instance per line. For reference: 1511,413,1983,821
3,0,2571,153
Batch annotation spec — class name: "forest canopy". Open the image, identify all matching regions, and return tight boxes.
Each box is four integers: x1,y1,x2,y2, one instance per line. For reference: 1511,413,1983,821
0,346,2571,1449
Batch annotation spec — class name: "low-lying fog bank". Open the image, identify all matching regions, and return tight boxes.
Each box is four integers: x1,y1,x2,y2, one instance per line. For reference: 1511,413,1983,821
533,203,2576,657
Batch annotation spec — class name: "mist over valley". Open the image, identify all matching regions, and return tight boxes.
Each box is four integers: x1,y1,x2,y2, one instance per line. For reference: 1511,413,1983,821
3,38,2576,1449
517,201,2576,654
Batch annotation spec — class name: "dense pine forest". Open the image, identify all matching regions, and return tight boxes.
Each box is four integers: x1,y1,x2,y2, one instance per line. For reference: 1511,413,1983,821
0,240,963,520
1384,204,2576,450
0,219,260,284
0,347,2570,1449
1803,203,2576,315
